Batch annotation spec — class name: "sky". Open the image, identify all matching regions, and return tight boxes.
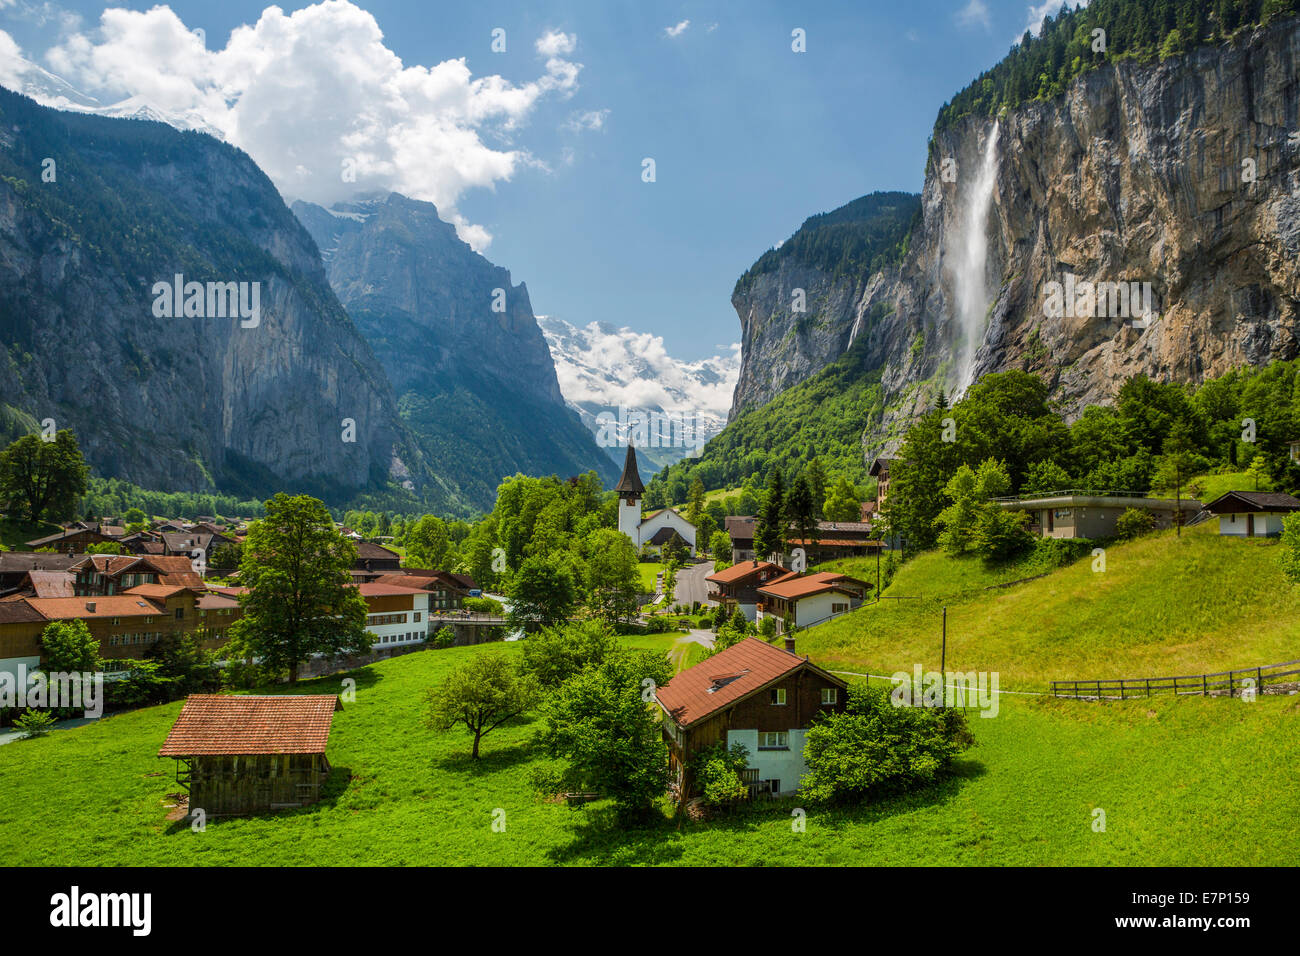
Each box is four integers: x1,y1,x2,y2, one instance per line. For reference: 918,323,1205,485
0,0,1081,361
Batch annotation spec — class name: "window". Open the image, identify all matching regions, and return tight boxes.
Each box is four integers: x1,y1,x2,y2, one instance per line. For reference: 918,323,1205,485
821,688,838,705
770,688,787,706
413,611,421,622
758,732,789,750
174,607,184,619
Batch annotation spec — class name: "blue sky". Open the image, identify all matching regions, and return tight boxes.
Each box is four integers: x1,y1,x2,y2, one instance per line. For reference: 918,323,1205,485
1,0,1071,360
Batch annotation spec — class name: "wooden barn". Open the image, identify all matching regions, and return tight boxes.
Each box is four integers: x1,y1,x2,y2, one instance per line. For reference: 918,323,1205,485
158,694,342,816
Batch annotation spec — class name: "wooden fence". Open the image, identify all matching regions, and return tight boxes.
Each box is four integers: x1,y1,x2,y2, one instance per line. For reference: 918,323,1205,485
1050,658,1300,700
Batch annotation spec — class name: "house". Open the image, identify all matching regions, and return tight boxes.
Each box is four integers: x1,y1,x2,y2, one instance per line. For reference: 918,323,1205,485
0,552,87,592
706,560,788,621
372,570,473,611
158,694,341,816
24,527,113,551
656,636,848,799
356,582,430,649
997,493,1202,539
615,445,696,554
69,554,205,595
870,457,897,510
724,516,757,563
756,571,870,631
787,521,882,564
1203,491,1300,537
352,541,403,573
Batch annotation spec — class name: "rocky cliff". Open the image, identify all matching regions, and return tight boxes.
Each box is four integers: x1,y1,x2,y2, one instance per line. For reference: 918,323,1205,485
0,88,418,500
294,194,617,512
728,16,1300,456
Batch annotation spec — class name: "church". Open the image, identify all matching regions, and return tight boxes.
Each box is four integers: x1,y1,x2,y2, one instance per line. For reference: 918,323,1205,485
614,445,697,555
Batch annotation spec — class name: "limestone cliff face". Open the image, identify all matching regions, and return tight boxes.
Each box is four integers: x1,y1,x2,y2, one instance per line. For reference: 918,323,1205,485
730,17,1300,453
0,88,417,499
294,194,617,512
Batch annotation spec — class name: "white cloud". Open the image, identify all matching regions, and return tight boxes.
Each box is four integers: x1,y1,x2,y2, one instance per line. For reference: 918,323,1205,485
1021,0,1088,40
563,108,609,133
535,29,576,57
31,2,589,250
664,20,691,38
955,0,991,30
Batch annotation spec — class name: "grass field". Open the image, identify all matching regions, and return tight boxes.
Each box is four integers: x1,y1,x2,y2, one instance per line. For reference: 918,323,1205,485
3,632,1297,866
0,516,62,550
636,561,664,592
802,524,1300,690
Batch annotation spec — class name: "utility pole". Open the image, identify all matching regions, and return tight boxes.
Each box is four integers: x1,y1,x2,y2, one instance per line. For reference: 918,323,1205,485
1176,461,1182,537
940,606,948,707
875,544,881,602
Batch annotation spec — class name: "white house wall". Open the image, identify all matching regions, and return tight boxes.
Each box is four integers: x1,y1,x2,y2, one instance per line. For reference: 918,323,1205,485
638,509,697,550
727,728,809,796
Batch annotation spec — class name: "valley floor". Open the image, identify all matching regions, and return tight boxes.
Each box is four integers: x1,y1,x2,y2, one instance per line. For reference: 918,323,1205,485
2,629,1296,866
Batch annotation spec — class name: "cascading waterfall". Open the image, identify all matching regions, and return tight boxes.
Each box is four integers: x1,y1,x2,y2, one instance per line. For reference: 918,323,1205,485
950,121,1000,397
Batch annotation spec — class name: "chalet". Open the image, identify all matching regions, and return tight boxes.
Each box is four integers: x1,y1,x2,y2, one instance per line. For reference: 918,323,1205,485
158,694,341,816
656,636,848,799
372,570,473,611
1203,491,1300,537
706,560,787,621
69,554,205,595
724,516,757,563
0,552,87,592
24,527,113,551
356,582,429,648
997,493,1202,539
756,571,870,631
352,541,403,573
870,457,896,510
787,521,882,564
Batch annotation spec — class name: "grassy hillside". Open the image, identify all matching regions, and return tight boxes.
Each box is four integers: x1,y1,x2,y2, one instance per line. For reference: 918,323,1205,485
3,633,1298,866
803,524,1300,690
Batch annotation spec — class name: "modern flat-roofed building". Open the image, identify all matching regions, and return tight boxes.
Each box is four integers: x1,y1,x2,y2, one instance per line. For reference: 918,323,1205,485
997,493,1202,539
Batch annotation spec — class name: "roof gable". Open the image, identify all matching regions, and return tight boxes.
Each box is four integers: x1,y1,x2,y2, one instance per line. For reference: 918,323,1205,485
158,694,342,756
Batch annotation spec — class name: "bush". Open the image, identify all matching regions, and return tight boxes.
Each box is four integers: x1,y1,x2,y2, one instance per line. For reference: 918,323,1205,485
801,683,974,804
690,741,750,805
13,709,55,739
1116,507,1156,540
462,596,503,614
644,615,672,634
974,506,1034,561
430,626,456,649
519,620,617,687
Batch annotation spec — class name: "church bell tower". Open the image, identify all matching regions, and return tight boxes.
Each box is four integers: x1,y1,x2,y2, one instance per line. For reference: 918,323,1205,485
614,444,645,548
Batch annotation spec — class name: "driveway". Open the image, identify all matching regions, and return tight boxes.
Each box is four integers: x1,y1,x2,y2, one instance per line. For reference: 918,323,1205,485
672,561,716,608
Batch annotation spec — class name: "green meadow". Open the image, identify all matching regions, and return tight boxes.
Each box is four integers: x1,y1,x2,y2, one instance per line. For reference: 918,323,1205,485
3,621,1298,866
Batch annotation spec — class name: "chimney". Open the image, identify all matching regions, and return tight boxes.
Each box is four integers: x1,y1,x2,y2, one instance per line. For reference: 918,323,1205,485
784,635,796,655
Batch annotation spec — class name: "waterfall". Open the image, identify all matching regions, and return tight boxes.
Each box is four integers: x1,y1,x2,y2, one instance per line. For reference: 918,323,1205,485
950,122,1000,397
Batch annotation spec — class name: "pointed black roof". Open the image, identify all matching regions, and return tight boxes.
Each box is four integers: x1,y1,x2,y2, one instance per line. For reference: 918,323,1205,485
614,445,645,497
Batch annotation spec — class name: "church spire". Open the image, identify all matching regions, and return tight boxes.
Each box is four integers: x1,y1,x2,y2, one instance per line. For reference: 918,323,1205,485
613,444,645,498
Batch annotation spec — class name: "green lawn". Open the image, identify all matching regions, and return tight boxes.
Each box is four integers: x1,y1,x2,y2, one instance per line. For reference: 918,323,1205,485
636,561,664,592
801,525,1300,690
0,516,62,550
2,636,1297,866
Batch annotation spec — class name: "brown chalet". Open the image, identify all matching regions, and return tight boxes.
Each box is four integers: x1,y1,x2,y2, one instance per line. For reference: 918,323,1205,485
159,694,341,816
657,637,847,799
705,560,787,621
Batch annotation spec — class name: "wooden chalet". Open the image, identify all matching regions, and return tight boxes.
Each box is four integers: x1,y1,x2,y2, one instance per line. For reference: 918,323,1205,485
705,560,787,620
158,695,342,816
656,636,847,799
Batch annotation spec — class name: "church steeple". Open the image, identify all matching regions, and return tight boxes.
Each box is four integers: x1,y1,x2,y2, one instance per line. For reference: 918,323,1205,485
613,444,645,499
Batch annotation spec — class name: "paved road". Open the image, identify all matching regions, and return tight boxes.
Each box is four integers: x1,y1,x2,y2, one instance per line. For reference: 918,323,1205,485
669,628,716,670
672,561,716,608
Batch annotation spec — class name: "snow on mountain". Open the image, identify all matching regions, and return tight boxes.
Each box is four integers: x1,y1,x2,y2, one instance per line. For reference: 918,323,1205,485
538,315,740,472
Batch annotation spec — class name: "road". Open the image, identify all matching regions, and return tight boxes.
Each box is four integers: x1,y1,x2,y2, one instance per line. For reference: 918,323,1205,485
672,560,716,608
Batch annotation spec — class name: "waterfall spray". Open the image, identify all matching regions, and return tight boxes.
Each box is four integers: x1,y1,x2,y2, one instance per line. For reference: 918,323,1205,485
950,122,1000,397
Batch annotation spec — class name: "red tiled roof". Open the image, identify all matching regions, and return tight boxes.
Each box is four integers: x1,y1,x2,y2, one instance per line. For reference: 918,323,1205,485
356,582,425,597
787,538,883,548
705,560,783,586
656,637,840,728
158,694,342,756
757,571,867,601
123,583,198,599
26,595,164,619
24,570,75,598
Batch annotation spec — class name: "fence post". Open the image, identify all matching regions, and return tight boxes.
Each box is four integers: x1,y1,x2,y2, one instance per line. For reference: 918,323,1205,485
1203,673,1207,696
1227,672,1234,698
1258,667,1264,696
1146,678,1151,697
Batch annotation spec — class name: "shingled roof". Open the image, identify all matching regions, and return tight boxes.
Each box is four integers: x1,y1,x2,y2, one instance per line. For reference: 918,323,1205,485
613,444,645,497
656,637,844,729
158,695,342,756
1203,490,1300,514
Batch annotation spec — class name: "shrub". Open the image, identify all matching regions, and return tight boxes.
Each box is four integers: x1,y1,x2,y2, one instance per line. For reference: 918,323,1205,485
801,683,974,804
430,626,456,649
1116,507,1156,540
974,506,1034,560
13,709,55,739
519,620,617,687
463,596,503,615
690,741,750,805
644,615,672,634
